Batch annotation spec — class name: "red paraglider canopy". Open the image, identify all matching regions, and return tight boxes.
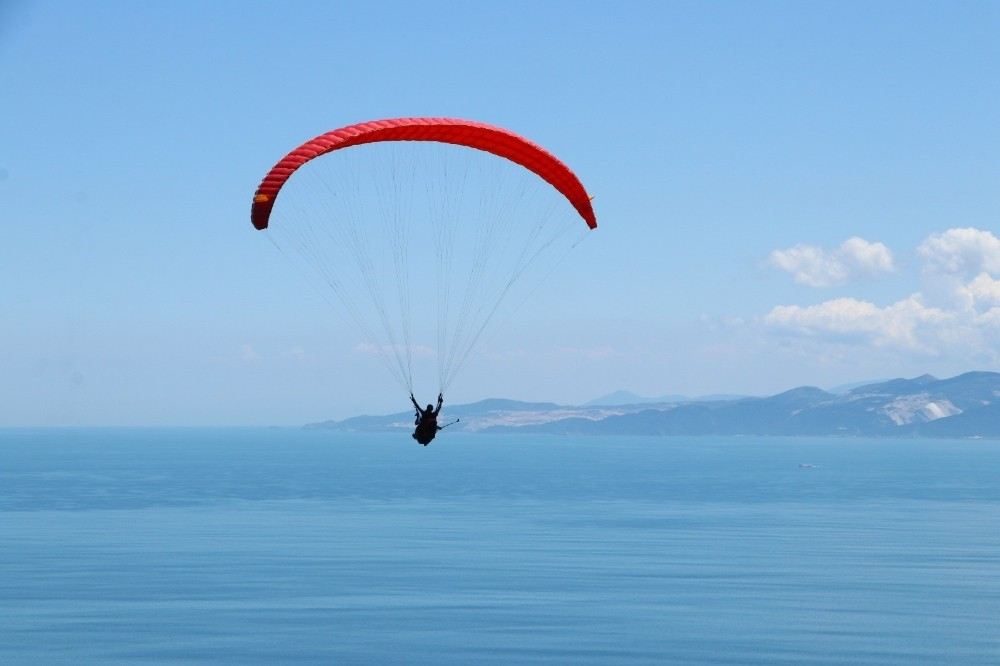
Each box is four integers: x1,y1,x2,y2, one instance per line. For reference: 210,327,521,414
251,117,597,231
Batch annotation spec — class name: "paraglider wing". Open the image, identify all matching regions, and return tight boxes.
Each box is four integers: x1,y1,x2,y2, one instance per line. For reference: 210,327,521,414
250,117,597,231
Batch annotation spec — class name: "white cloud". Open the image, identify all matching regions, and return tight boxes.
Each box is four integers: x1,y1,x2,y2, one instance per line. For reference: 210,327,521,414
352,342,435,358
979,307,1000,332
762,228,1000,363
555,345,618,360
918,228,1000,277
769,237,894,287
764,296,952,352
840,236,896,274
962,272,1000,310
240,344,259,361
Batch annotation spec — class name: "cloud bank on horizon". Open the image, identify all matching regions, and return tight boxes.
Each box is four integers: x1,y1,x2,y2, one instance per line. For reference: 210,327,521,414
765,227,1000,362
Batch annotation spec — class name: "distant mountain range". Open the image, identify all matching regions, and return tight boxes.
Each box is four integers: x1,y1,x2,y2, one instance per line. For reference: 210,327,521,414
584,390,750,406
305,372,1000,438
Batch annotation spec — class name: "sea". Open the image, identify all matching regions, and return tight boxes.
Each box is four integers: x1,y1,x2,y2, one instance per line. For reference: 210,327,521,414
2,428,999,664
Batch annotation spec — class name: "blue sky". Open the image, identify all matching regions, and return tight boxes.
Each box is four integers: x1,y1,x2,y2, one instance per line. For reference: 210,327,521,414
2,1,997,425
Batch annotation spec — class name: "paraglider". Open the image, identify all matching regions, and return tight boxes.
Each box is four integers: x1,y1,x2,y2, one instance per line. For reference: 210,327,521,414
410,392,443,446
250,118,597,445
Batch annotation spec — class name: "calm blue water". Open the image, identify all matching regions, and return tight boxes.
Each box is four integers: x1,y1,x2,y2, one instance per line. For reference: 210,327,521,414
2,429,999,664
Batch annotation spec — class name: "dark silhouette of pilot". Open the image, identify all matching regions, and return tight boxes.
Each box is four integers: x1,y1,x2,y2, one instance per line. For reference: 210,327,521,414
410,392,444,446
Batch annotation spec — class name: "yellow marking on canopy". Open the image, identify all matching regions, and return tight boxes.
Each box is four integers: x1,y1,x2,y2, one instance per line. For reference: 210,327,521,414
254,194,269,203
